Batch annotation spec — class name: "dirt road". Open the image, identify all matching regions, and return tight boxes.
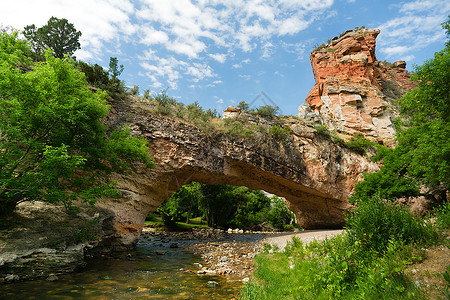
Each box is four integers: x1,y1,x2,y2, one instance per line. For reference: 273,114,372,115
263,229,344,250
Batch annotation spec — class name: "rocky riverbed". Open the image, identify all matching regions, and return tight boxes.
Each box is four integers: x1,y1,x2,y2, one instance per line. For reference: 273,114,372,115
138,227,344,281
139,227,266,280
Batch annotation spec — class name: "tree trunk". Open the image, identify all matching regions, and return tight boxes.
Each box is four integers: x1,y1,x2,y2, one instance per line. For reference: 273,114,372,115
186,207,192,224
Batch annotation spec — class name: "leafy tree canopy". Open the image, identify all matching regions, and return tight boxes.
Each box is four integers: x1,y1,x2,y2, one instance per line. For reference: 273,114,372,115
23,16,81,59
353,16,450,201
0,31,153,215
159,182,295,230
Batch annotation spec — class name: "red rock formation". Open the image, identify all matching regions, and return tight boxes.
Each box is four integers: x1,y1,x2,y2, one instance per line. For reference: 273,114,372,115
299,27,416,145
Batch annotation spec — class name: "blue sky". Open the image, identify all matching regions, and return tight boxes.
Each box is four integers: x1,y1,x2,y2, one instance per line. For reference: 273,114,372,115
1,0,449,116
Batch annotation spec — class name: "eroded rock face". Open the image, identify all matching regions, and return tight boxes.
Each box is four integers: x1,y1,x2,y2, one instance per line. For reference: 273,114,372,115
299,27,416,145
0,201,113,281
96,102,378,248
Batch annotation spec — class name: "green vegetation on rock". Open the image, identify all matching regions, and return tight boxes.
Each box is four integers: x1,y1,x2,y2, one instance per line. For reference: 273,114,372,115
352,18,450,202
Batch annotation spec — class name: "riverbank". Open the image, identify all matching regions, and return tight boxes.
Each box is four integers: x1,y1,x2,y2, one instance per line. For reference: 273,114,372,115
139,227,345,281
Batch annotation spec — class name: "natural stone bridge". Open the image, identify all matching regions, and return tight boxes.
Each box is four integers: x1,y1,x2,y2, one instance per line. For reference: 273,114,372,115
97,101,377,248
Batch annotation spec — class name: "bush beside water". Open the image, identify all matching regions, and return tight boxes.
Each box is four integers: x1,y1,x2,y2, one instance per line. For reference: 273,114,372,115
242,197,448,299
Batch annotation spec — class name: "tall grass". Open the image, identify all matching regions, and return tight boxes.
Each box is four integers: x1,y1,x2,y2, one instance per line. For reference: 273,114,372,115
241,197,443,299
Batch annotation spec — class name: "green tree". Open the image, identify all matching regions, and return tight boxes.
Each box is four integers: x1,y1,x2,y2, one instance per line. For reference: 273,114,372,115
237,101,249,110
108,57,124,80
107,57,125,93
0,32,153,215
255,105,279,117
143,89,151,99
23,16,81,59
353,17,450,201
159,182,202,224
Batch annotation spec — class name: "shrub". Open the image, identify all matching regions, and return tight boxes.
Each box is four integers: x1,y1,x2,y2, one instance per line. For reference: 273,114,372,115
314,124,331,138
154,88,176,106
76,61,110,89
153,89,177,116
129,84,139,95
223,119,253,139
255,105,279,118
268,125,291,142
266,196,295,230
237,101,250,111
435,201,450,229
346,197,437,253
143,89,151,99
345,133,374,155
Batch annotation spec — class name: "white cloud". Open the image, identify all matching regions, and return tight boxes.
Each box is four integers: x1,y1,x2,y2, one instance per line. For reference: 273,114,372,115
238,74,252,80
140,56,188,89
140,27,169,45
140,53,216,88
136,0,334,58
216,98,224,104
185,63,215,82
262,42,275,59
232,58,251,68
403,55,416,62
378,0,450,60
0,0,335,87
0,0,136,60
209,53,227,63
381,45,410,56
282,41,309,60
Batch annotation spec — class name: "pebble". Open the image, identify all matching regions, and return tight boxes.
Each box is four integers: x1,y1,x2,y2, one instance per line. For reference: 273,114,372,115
141,228,265,280
197,269,217,275
5,274,19,282
207,280,219,287
46,274,59,281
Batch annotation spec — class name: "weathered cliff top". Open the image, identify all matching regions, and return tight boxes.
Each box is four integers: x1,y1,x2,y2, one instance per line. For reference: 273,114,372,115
299,27,416,145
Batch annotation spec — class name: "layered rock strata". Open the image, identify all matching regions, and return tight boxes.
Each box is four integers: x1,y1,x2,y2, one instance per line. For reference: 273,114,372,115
299,27,415,144
96,101,378,248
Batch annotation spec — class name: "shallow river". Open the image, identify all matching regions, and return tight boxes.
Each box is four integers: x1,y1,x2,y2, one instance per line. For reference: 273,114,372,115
0,238,245,299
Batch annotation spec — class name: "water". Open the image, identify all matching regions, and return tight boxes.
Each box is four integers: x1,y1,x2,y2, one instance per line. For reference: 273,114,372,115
0,238,244,299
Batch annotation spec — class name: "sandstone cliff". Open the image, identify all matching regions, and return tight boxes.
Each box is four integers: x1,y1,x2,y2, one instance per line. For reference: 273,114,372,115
299,27,416,145
95,99,378,248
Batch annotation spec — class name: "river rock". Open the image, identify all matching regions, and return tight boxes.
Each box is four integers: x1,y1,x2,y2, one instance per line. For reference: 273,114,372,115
197,269,217,275
207,280,219,287
4,274,19,282
46,274,59,281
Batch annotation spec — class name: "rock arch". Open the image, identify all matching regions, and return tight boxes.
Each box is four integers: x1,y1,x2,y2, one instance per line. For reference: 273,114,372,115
97,106,377,248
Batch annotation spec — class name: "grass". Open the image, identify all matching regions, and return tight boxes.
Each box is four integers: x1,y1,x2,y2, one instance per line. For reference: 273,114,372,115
242,198,449,299
144,215,209,231
242,235,427,299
